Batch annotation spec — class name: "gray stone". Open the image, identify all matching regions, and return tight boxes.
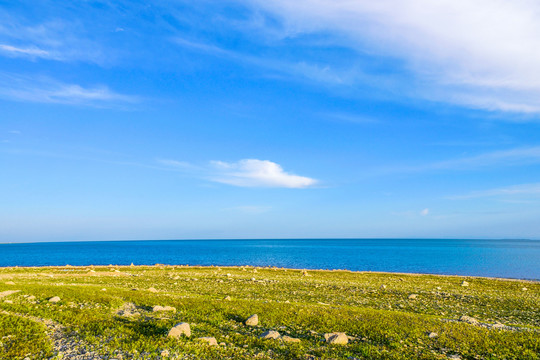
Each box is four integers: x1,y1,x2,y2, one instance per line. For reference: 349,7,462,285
428,332,438,338
148,287,159,293
0,290,20,298
260,330,280,339
461,281,469,287
223,296,231,301
168,322,191,338
49,296,61,303
245,314,258,326
408,294,418,300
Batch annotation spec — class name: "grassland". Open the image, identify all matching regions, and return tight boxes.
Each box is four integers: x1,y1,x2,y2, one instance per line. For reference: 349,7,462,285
0,265,538,360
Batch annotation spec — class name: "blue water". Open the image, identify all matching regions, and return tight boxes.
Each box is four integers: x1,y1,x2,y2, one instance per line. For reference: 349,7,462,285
0,239,539,280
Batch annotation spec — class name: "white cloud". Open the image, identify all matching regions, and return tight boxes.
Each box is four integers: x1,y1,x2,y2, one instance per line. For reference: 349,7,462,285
238,0,540,113
420,208,429,216
210,159,317,188
0,73,137,107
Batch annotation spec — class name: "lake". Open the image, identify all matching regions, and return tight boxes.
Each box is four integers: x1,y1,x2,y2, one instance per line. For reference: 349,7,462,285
1,239,538,280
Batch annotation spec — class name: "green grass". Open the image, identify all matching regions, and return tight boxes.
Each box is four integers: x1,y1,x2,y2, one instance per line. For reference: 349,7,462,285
0,266,538,359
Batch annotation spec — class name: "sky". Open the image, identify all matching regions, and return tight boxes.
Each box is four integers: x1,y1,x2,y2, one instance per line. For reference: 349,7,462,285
2,0,540,242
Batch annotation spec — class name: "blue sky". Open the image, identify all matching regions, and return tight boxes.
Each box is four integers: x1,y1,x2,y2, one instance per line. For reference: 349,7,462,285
2,0,540,242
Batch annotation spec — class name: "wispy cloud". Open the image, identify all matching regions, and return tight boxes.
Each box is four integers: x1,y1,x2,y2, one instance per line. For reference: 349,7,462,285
156,157,318,188
210,159,317,188
0,44,50,58
173,37,359,86
237,0,540,114
0,73,138,107
449,183,540,200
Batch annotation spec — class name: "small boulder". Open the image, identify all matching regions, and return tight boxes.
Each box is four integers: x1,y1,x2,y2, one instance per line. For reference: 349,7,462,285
153,305,176,313
49,296,61,303
282,335,301,343
459,315,479,325
408,294,418,300
324,332,348,345
223,296,232,301
168,322,191,338
380,285,387,290
302,270,309,276
461,281,469,287
522,287,528,291
428,332,438,338
148,287,159,293
198,337,218,346
260,330,280,340
245,314,258,326
5,281,15,285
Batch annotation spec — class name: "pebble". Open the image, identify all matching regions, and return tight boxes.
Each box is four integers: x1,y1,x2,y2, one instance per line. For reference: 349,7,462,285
324,332,348,345
260,330,280,339
198,337,218,346
153,305,176,313
408,294,418,300
428,332,438,338
282,335,301,343
459,315,479,325
49,296,61,303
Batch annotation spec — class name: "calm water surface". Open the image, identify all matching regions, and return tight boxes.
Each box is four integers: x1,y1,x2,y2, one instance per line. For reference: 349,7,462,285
1,239,538,280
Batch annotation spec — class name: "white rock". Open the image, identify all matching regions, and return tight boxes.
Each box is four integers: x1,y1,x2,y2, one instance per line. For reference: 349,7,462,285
245,314,258,326
49,296,61,303
428,332,438,338
459,315,479,325
223,296,231,301
324,332,348,345
148,287,159,293
408,294,418,300
461,281,469,287
168,322,191,338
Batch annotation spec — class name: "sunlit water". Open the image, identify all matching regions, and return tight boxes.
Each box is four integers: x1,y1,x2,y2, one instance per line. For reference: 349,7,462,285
1,239,538,280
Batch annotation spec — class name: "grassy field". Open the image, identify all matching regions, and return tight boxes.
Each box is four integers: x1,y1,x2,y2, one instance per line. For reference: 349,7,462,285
0,265,538,360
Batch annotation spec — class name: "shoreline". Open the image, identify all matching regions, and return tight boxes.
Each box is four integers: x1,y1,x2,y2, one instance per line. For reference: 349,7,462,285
1,264,538,283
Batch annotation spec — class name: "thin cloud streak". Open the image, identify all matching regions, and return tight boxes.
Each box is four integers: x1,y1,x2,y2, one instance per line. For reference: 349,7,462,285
0,73,138,107
449,183,540,200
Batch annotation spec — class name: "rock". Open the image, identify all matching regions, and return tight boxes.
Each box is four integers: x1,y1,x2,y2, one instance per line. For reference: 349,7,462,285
461,281,469,287
5,281,15,285
260,330,280,339
408,294,418,300
116,302,141,317
459,315,479,325
168,322,191,338
198,337,218,346
492,322,505,329
160,349,170,357
282,335,301,343
4,300,13,304
148,287,159,293
245,314,258,326
219,342,226,346
0,290,20,298
380,285,387,290
223,296,231,301
522,287,528,291
448,355,461,360
428,332,438,338
49,296,61,303
101,288,107,291
27,295,36,301
324,332,348,345
302,270,309,276
153,305,176,313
